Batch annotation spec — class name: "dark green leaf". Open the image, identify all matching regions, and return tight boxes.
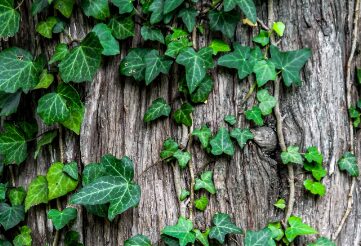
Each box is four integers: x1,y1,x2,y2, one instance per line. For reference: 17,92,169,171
224,115,237,125
178,8,198,33
63,161,78,180
48,207,77,230
245,106,263,126
192,125,212,148
0,0,20,38
162,216,196,246
49,43,69,64
163,0,184,14
37,93,70,125
194,229,209,246
190,75,214,103
149,0,164,24
144,98,171,122
210,127,234,156
141,26,165,44
209,213,242,243
223,0,256,23
81,0,109,20
252,30,270,46
64,230,82,246
194,171,216,194
34,130,57,159
174,103,194,126
54,0,75,18
338,152,359,177
230,128,253,149
31,0,49,15
108,16,134,40
144,50,172,84
253,60,276,87
257,89,276,115
244,228,274,246
111,0,134,14
124,234,152,246
160,138,179,159
92,23,120,56
208,10,239,39
0,203,24,230
0,91,21,116
120,48,148,81
0,124,27,164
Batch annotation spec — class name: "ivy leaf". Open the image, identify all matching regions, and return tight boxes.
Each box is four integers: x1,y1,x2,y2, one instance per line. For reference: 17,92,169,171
24,176,48,211
165,36,192,58
253,60,276,87
285,216,318,242
108,16,134,40
163,0,184,14
0,91,21,116
49,43,69,64
210,127,235,156
81,0,110,20
92,23,120,56
0,0,20,38
304,146,323,165
179,189,190,201
47,162,78,200
349,107,361,127
270,45,312,86
144,98,171,122
141,26,165,44
230,128,254,149
37,92,70,124
174,103,194,126
0,183,6,201
120,48,148,81
70,155,141,220
178,8,198,33
160,138,179,159
31,0,48,15
253,30,270,47
54,0,75,18
9,187,26,206
144,50,173,84
224,0,256,23
190,75,214,103
267,222,284,241
337,152,359,177
124,234,152,246
192,125,212,148
149,0,164,24
111,0,134,14
162,216,196,246
281,146,303,165
173,150,191,168
64,230,82,246
273,198,286,210
194,171,216,194
13,226,32,246
244,228,274,246
245,106,263,126
59,32,102,83
208,10,239,39
34,69,54,89
307,237,335,246
0,203,24,230
176,47,213,93
48,207,77,230
303,162,327,181
257,89,276,115
304,179,326,196
36,17,58,39
195,195,208,211
224,115,237,125
273,22,285,37
209,40,231,55
209,213,242,243
0,123,27,164
194,229,209,246
34,130,57,159
63,161,78,180
0,47,43,93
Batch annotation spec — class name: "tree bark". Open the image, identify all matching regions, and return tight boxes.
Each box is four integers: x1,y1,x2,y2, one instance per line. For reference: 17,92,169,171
1,0,360,245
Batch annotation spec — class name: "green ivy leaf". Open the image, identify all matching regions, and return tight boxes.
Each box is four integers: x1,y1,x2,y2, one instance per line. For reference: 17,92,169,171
281,146,303,165
70,155,141,220
257,89,276,115
36,17,58,38
48,207,77,230
144,98,171,122
34,130,57,159
303,161,327,181
224,115,237,125
160,138,179,159
0,0,20,38
273,198,286,210
190,75,214,103
270,45,312,86
63,161,78,180
141,26,165,44
224,0,256,23
111,0,134,14
178,8,198,33
49,43,69,64
179,189,190,201
64,230,82,246
37,93,70,124
0,183,6,201
24,176,48,211
305,146,323,165
54,0,75,18
267,222,284,241
0,203,24,230
337,152,359,177
253,60,276,87
13,226,32,246
108,16,134,40
59,32,102,83
194,171,216,194
0,47,43,93
149,0,164,24
124,234,152,246
307,237,335,246
195,195,208,211
230,128,254,149
273,22,285,37
0,124,27,164
145,50,173,84
9,187,26,206
209,39,231,55
252,30,270,47
192,125,212,148
304,179,326,196
210,127,234,156
174,103,194,126
120,48,148,81
92,23,120,56
349,107,361,127
194,229,209,246
176,47,213,93
209,213,242,243
162,216,196,246
47,162,78,200
165,36,192,58
208,10,239,39
34,69,54,89
81,0,110,20
163,0,184,14
285,216,318,242
244,228,274,246
31,0,48,15
173,150,191,168
245,106,263,126
0,91,21,116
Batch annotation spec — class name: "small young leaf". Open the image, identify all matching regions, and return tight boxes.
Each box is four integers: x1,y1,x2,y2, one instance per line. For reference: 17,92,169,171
120,48,148,81
244,228,274,246
144,98,171,122
173,150,191,168
0,0,20,38
13,226,32,246
54,0,75,18
192,125,212,148
34,69,54,89
63,161,78,180
305,146,323,165
285,216,318,242
48,207,77,230
273,198,286,210
304,179,326,196
230,128,254,149
194,171,216,194
141,26,165,44
92,23,120,56
190,75,214,103
337,152,359,177
174,103,194,126
81,0,110,20
303,162,327,181
25,176,48,211
0,124,27,164
108,16,134,40
9,187,26,206
195,195,208,211
267,222,284,241
224,115,237,125
281,146,303,165
253,30,270,47
34,130,57,159
194,229,209,246
257,89,276,115
273,22,286,37
0,203,24,230
253,60,277,87
210,127,234,156
111,0,134,14
245,106,264,126
162,216,196,246
209,213,242,243
36,17,58,38
49,43,69,64
160,138,179,159
124,234,152,246
208,10,239,39
209,39,231,55
224,0,256,23
165,32,192,58
178,8,198,33
179,189,190,201
47,162,78,200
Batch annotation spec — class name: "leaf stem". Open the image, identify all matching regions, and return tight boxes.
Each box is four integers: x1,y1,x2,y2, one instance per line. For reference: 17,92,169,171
241,81,257,105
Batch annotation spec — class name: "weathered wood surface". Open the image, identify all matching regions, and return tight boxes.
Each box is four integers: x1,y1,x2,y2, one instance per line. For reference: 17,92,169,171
1,0,361,245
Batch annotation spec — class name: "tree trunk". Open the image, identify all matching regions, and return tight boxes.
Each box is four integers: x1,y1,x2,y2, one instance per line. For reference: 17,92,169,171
1,0,361,245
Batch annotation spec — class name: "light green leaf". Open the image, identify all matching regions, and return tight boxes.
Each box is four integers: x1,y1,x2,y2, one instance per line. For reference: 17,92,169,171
37,93,70,125
174,103,194,126
141,26,165,44
48,207,77,230
160,138,179,159
257,89,276,115
108,16,134,40
209,213,242,243
49,43,69,64
144,50,172,84
245,106,263,126
0,0,20,38
192,125,212,148
36,16,58,38
304,179,326,196
59,32,102,83
267,222,284,241
165,36,192,58
120,48,148,81
54,0,75,18
244,228,274,246
47,162,78,200
272,22,285,37
303,161,327,181
253,60,276,87
162,216,196,246
209,39,231,55
338,152,359,177
230,128,253,149
273,198,286,210
223,0,256,23
224,115,237,125
305,146,323,165
25,176,48,211
125,234,152,246
149,0,164,24
179,189,190,201
111,0,134,14
0,124,27,164
13,226,32,246
194,229,209,246
285,216,318,242
0,203,24,230
281,146,303,165
63,161,78,180
144,98,171,122
190,75,214,103
81,0,109,20
163,0,184,14
307,237,335,246
92,23,120,56
34,130,57,159
34,69,54,89
210,127,234,156
208,10,239,39
173,150,191,168
270,45,312,86
194,171,216,194
195,195,208,211
253,30,270,47
9,187,26,206
178,8,198,33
